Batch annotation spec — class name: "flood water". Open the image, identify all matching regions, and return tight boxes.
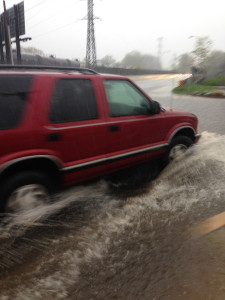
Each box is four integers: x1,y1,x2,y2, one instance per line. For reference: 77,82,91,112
1,132,225,300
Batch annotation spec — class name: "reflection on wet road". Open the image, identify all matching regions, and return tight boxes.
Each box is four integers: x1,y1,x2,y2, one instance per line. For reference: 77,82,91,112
1,76,225,300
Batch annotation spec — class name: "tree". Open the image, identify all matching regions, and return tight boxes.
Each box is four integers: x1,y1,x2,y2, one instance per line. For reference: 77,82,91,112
21,46,45,56
206,50,225,77
170,53,178,71
192,36,212,71
176,53,193,73
141,54,161,70
121,51,142,69
100,55,116,67
121,50,160,70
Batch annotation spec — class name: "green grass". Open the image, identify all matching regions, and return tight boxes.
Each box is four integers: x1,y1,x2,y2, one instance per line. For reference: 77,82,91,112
201,76,225,86
173,84,214,95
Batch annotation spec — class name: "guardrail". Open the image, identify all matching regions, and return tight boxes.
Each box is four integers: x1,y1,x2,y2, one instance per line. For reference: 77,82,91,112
95,66,176,76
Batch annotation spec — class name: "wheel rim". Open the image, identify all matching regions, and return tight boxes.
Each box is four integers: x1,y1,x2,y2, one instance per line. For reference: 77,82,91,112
169,144,188,162
6,184,49,213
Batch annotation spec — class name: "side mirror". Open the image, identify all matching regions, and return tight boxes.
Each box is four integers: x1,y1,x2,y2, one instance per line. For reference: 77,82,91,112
151,101,161,114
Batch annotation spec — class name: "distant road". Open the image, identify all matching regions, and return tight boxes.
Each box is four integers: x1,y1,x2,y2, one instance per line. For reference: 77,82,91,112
134,74,225,135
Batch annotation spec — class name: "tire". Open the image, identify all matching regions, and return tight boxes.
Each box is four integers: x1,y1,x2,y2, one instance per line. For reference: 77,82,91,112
0,171,56,214
163,136,193,166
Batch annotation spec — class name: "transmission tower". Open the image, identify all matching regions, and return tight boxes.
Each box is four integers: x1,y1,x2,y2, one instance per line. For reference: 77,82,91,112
157,37,163,70
86,0,97,68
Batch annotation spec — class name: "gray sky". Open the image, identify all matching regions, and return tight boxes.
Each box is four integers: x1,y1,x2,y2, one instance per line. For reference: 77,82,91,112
2,0,225,68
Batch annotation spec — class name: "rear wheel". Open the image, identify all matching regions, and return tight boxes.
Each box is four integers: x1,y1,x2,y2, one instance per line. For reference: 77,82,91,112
163,136,193,166
0,171,56,214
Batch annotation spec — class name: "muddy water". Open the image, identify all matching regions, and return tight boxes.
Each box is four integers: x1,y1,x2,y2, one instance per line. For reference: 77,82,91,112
1,132,225,300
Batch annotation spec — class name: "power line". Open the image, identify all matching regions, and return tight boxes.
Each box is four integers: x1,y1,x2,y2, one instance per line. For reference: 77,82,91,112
25,0,48,13
26,2,51,22
33,19,80,39
27,0,80,29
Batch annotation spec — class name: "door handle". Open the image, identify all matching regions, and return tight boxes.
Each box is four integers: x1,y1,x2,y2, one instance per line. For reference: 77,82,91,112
47,133,61,142
109,125,120,132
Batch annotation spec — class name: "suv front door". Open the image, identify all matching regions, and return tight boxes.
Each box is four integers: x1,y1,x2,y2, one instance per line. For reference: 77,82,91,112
103,79,167,168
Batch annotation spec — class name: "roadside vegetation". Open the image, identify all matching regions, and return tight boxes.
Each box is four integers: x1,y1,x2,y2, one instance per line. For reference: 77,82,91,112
173,37,225,97
173,84,214,96
173,78,225,97
201,76,225,86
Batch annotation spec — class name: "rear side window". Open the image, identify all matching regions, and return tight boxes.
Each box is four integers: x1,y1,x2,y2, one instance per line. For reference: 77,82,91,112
50,79,98,123
0,75,33,130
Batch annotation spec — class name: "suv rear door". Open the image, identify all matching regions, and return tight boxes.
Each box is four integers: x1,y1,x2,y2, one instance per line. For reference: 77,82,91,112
41,76,108,184
0,74,35,161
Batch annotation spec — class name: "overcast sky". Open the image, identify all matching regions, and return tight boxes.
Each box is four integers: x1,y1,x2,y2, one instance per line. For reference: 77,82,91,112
2,0,225,68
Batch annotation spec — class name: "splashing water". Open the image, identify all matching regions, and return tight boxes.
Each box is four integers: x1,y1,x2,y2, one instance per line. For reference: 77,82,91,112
0,132,225,300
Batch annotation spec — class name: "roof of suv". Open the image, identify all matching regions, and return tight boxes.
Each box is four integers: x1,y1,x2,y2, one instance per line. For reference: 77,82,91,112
0,64,100,75
0,65,127,79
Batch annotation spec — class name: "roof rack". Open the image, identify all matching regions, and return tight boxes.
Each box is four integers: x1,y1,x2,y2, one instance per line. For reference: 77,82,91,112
0,64,98,75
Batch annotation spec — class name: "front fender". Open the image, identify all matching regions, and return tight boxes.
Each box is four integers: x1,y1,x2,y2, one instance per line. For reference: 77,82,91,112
165,124,197,144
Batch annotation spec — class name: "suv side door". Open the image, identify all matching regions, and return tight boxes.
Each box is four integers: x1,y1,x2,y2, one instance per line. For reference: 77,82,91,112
43,76,108,184
103,78,167,168
0,74,35,162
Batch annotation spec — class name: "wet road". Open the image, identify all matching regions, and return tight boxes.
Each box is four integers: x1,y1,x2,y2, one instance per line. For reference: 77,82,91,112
1,75,225,300
136,74,225,134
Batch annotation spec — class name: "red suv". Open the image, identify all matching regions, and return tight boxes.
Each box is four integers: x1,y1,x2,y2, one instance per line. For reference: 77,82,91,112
0,66,200,213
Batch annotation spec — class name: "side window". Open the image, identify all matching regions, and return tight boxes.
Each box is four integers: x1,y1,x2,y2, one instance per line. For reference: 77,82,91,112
50,79,98,123
104,80,151,117
0,75,33,130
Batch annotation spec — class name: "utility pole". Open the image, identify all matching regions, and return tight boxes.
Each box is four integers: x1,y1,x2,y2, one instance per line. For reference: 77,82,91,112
0,21,4,63
3,0,12,64
86,0,97,68
157,37,163,70
14,4,21,64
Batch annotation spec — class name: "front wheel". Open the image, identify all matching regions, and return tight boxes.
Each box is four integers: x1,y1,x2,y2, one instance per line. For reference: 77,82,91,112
0,171,56,214
163,136,193,166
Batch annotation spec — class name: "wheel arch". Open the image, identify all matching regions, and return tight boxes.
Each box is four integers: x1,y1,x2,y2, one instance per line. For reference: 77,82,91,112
168,126,196,144
0,156,62,187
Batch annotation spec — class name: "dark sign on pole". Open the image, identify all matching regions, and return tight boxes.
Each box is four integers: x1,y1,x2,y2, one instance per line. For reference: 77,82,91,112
0,1,25,42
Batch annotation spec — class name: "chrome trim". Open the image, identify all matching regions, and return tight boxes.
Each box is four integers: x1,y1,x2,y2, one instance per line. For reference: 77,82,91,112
0,143,168,176
45,116,164,131
62,143,168,173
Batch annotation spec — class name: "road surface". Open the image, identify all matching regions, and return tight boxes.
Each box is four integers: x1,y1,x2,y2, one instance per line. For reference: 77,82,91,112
136,74,225,134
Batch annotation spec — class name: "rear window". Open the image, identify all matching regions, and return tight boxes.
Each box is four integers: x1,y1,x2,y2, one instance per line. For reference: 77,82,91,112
50,78,98,123
0,75,33,130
